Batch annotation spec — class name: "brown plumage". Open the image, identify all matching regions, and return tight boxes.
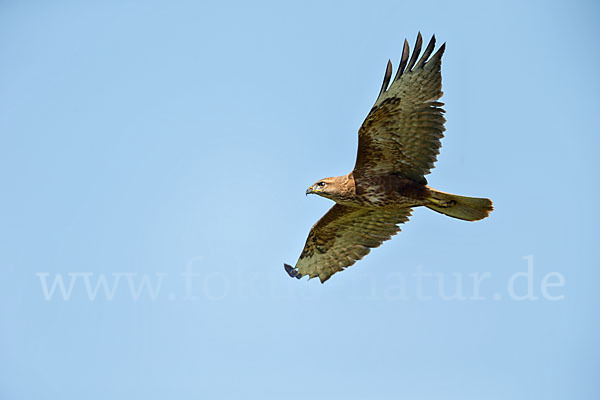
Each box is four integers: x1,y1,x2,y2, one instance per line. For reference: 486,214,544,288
284,33,493,283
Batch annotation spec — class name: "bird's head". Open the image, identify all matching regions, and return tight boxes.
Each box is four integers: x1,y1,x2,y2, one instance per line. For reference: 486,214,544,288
306,177,337,198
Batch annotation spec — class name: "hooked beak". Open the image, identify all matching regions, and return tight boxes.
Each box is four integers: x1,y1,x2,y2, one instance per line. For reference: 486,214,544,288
306,186,314,196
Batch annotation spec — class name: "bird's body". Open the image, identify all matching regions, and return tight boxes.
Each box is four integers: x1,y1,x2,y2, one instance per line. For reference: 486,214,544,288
311,172,429,208
285,33,493,283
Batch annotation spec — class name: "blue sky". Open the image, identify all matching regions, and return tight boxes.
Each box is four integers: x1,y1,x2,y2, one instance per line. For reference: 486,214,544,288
1,0,599,399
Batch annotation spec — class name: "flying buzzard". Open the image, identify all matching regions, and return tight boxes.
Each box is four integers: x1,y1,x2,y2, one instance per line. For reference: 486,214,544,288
284,33,493,283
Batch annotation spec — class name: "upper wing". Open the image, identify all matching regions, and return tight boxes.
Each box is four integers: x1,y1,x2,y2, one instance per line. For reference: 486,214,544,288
354,33,446,184
285,204,412,283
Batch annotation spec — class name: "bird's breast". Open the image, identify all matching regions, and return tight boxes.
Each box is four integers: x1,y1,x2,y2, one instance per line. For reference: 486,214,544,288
351,175,428,208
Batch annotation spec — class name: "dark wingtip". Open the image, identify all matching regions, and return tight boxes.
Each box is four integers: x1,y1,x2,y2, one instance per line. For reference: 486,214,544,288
284,263,300,279
394,39,410,81
377,59,393,98
415,34,437,69
430,42,446,64
406,32,423,72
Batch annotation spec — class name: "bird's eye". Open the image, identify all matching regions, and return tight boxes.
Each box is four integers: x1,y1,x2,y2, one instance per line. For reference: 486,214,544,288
317,182,325,187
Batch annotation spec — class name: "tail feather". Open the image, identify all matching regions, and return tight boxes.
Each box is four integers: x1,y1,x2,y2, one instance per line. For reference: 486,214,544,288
426,189,493,221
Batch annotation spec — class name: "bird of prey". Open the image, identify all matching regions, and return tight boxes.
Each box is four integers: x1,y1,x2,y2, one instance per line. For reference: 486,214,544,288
284,33,493,283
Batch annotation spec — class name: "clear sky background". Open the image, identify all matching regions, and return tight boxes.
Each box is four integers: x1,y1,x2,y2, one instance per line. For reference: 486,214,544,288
1,0,599,399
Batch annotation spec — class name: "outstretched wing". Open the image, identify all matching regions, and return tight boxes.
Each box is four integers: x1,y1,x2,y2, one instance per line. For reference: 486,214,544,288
354,33,446,184
285,204,412,283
